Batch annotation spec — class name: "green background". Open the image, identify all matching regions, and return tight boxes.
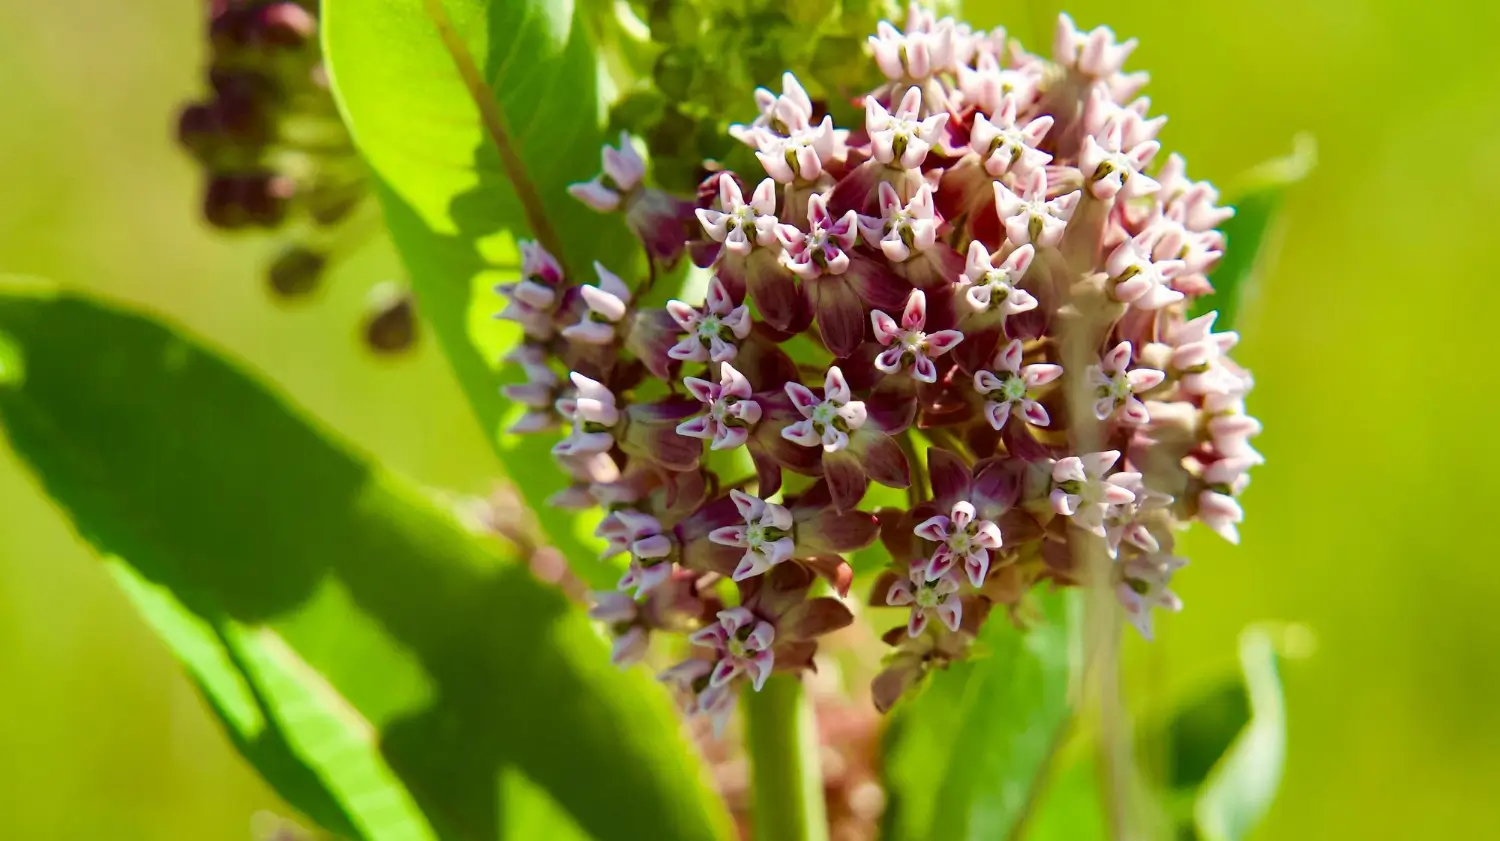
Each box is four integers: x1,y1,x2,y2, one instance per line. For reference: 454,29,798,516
1,0,1495,838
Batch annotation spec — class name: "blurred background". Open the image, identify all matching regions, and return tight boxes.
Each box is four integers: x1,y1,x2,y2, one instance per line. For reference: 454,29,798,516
2,0,1497,838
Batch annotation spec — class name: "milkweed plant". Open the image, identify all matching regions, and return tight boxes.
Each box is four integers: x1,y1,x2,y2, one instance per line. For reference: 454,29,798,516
0,2,1314,841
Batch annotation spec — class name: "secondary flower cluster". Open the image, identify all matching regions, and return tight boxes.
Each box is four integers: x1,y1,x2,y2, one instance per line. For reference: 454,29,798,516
178,1,375,304
496,4,1261,722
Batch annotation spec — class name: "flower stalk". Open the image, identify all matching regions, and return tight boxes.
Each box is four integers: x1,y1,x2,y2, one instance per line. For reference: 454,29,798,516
743,675,829,841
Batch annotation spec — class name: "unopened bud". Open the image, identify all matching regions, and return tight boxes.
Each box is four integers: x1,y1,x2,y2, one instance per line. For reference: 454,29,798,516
266,246,326,298
363,284,418,354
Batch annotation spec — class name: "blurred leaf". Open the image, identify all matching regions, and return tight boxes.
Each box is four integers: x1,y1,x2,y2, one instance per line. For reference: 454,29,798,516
0,284,732,841
1196,134,1316,330
322,0,637,588
881,588,1081,841
1195,630,1287,841
1018,746,1108,841
1157,679,1253,794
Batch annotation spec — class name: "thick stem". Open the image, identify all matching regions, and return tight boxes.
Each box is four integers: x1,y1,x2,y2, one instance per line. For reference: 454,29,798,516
743,675,829,841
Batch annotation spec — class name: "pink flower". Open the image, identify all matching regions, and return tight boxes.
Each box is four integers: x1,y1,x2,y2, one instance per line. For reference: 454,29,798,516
914,501,1003,586
696,176,781,255
957,50,1040,116
782,366,867,453
688,606,776,691
868,16,958,82
1157,153,1235,231
1167,312,1246,396
1197,489,1244,544
886,568,963,637
959,241,1038,315
1106,231,1186,309
553,373,620,457
871,290,965,383
1088,341,1166,424
1116,553,1185,640
494,240,565,340
729,72,815,147
500,345,560,434
969,95,1053,178
708,490,797,581
1053,13,1138,78
567,132,646,212
677,362,763,451
858,182,939,262
973,338,1063,429
561,262,632,345
1080,115,1161,201
776,192,859,279
865,87,949,170
611,510,676,597
994,168,1080,248
666,277,751,363
1051,450,1139,536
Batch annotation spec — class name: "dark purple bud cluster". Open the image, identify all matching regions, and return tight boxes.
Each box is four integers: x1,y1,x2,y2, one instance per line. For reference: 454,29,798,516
178,1,379,309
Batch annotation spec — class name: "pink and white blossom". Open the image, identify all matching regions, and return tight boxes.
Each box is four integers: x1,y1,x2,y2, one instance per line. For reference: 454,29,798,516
553,373,620,457
994,169,1080,248
567,132,646,212
782,367,867,453
776,193,859,279
561,262,632,345
969,96,1053,177
858,182,939,262
696,176,781,255
1088,341,1166,424
688,606,776,691
914,501,1003,586
708,490,797,581
973,339,1063,429
1080,115,1161,201
1053,13,1138,79
1051,450,1140,536
871,290,964,383
959,241,1038,315
886,568,963,637
666,277,751,363
1117,553,1185,640
1106,231,1187,309
865,87,949,170
677,362,763,451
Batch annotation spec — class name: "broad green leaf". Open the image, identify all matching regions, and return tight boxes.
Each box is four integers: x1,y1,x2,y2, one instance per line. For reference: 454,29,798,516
881,588,1082,841
1195,134,1316,330
0,284,732,841
322,0,638,588
1195,629,1288,841
1018,744,1108,841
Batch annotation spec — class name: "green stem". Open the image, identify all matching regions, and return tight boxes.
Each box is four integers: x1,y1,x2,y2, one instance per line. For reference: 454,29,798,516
743,675,829,841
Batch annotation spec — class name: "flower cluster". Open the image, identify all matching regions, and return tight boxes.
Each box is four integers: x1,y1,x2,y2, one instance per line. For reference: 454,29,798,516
497,4,1261,721
178,1,377,307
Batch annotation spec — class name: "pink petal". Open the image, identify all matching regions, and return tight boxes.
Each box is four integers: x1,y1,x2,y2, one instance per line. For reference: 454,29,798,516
871,309,901,345
914,515,951,543
709,525,749,547
901,290,928,331
1081,450,1121,477
936,599,963,632
886,579,916,606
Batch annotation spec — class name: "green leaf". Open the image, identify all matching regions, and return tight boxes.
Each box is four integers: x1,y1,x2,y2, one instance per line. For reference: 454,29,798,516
1194,629,1288,841
1017,745,1108,841
1195,134,1316,330
322,0,638,587
881,588,1082,841
0,284,732,841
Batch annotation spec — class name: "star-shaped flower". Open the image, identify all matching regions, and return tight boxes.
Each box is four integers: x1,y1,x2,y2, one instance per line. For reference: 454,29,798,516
782,367,868,453
871,290,965,383
1051,450,1140,536
865,87,949,170
665,276,752,363
677,362,763,451
914,501,1003,586
994,169,1080,248
708,490,797,581
1088,341,1165,424
973,338,1063,429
